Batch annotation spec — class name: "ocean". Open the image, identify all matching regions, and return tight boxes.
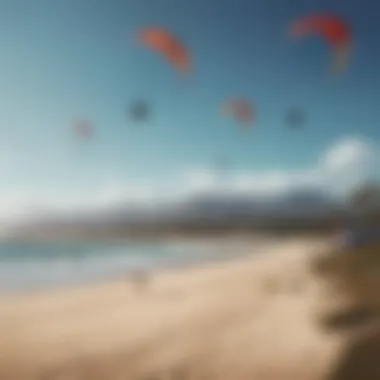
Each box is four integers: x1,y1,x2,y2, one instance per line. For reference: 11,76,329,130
0,238,256,294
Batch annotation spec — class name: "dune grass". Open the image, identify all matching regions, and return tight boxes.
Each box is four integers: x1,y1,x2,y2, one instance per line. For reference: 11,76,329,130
312,242,380,314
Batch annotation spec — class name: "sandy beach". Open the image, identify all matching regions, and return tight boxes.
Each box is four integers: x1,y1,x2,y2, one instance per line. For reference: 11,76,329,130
0,237,377,380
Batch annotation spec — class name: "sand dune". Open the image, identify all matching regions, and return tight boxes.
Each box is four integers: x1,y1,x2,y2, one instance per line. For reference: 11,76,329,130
0,238,364,380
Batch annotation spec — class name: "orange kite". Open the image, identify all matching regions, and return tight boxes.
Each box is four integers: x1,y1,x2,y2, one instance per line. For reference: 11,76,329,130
138,28,191,74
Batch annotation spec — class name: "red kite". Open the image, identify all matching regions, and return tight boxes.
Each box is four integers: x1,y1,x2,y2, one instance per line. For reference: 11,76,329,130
138,28,191,74
290,14,353,74
224,99,255,127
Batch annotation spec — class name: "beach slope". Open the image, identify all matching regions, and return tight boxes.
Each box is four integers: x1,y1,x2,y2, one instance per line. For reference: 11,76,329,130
0,238,351,380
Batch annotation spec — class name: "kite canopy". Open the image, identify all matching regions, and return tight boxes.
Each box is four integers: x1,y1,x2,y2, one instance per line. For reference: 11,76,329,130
138,28,191,74
290,14,353,74
129,101,150,121
286,108,306,129
224,99,254,126
73,119,94,140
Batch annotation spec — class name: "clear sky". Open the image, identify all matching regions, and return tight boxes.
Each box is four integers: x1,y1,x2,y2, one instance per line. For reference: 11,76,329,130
0,0,378,219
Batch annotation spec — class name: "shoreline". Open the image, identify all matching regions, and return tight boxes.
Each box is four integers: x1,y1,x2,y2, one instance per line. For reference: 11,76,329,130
0,235,283,296
0,237,351,380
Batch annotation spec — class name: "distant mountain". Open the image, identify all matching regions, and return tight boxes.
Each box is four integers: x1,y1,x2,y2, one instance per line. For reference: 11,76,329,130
177,188,342,219
13,187,345,233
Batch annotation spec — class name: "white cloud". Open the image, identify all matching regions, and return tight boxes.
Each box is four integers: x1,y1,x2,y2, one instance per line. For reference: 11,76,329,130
181,137,377,198
319,137,377,194
321,137,375,173
182,168,321,197
0,136,377,225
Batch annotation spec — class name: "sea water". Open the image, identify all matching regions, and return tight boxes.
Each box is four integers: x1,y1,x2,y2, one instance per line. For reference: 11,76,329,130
0,238,255,293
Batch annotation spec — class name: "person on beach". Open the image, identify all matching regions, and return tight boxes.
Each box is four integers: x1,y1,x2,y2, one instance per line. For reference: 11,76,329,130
130,268,151,292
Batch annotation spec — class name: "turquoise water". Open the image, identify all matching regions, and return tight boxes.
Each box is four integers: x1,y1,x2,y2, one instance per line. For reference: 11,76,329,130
0,240,247,293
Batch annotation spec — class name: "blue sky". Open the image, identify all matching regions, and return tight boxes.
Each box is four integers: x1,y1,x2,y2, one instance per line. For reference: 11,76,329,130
0,0,378,219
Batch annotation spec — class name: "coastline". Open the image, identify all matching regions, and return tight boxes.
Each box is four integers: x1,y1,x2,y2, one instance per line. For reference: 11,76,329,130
0,234,283,295
0,237,351,380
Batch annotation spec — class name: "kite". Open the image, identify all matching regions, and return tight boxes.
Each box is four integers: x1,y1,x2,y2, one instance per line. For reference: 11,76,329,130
290,14,353,74
129,101,150,121
224,99,255,127
138,27,191,74
286,108,306,129
73,119,94,140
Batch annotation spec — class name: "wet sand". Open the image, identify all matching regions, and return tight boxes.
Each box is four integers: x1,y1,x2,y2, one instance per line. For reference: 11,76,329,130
0,238,362,380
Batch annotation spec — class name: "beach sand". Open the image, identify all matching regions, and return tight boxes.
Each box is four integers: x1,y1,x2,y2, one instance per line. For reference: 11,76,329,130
0,237,376,380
